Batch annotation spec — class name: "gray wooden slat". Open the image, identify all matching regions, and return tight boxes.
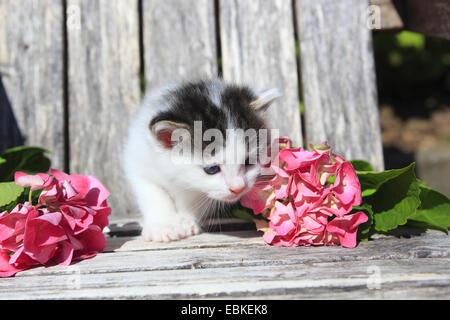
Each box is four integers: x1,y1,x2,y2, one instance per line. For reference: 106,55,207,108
370,0,404,30
2,258,450,299
142,0,217,88
67,0,141,219
220,0,302,146
296,0,384,170
1,231,449,299
0,0,64,167
15,230,450,277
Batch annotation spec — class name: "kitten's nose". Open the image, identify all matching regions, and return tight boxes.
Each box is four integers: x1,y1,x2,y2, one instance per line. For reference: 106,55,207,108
229,186,246,195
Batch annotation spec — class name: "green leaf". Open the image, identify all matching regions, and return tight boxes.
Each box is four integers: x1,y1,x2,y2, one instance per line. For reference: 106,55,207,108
365,163,421,232
0,146,51,182
350,160,375,172
409,186,450,233
396,31,425,50
232,208,256,223
0,157,5,165
357,163,416,197
0,182,25,209
354,203,374,240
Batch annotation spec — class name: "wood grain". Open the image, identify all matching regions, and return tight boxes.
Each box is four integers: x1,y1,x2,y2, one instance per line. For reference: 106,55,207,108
370,0,404,30
142,0,217,88
1,230,449,299
220,0,302,146
3,258,450,299
67,0,141,219
17,230,450,277
0,0,64,168
296,0,384,170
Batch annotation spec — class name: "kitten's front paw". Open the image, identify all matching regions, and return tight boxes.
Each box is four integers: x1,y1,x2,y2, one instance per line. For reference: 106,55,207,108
142,216,201,242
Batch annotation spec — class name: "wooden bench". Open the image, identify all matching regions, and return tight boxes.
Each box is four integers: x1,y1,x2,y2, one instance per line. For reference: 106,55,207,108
0,0,449,299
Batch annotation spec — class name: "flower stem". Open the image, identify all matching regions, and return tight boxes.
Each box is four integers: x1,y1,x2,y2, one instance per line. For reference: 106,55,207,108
28,189,33,204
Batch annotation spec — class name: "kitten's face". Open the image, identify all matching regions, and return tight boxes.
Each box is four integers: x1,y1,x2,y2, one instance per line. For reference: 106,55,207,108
150,80,278,203
176,130,265,203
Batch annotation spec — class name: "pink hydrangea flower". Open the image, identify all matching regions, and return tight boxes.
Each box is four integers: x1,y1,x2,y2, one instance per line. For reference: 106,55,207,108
241,141,367,248
0,169,111,277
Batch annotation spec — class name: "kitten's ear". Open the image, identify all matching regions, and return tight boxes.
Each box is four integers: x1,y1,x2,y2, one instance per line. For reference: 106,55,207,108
150,120,189,149
249,88,281,112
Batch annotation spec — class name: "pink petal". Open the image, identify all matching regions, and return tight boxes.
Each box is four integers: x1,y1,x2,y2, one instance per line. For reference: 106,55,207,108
35,211,62,226
0,249,29,277
74,225,106,254
92,207,111,230
326,212,368,248
62,180,78,199
273,219,296,236
49,169,71,182
302,215,325,231
333,162,362,206
54,241,74,266
86,176,111,205
28,244,58,265
262,229,278,244
23,212,67,263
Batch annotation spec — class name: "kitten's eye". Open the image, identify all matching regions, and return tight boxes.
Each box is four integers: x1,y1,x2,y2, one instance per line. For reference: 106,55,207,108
203,165,221,175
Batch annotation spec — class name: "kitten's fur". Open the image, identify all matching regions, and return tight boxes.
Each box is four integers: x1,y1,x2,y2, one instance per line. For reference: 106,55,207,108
123,79,279,242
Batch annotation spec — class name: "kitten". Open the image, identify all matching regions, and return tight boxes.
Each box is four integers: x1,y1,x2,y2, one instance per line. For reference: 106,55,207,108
123,79,279,242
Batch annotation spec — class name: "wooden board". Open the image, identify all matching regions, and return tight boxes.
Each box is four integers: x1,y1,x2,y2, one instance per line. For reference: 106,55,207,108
0,0,65,168
370,0,404,30
142,0,217,88
2,230,449,299
3,258,450,299
220,0,302,146
67,0,141,218
296,0,384,170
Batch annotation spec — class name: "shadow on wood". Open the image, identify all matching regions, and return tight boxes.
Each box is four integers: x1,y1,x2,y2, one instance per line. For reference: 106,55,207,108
106,218,257,238
0,75,23,154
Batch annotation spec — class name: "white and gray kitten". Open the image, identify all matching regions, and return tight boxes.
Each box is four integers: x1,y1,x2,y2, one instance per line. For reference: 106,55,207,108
123,79,279,242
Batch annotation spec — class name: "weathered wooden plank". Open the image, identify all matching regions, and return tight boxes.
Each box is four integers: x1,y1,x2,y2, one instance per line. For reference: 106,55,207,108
142,0,217,88
369,0,404,30
296,0,384,170
105,229,263,253
67,0,141,219
240,285,450,300
16,230,450,277
403,0,450,40
220,0,302,146
0,0,64,167
2,258,449,299
1,231,448,299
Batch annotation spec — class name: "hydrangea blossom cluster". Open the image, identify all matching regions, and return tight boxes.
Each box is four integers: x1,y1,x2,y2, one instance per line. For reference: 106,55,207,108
0,169,111,277
241,140,367,248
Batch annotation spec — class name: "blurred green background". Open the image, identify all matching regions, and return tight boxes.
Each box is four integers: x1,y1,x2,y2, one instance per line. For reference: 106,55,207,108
373,30,450,195
374,31,450,118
